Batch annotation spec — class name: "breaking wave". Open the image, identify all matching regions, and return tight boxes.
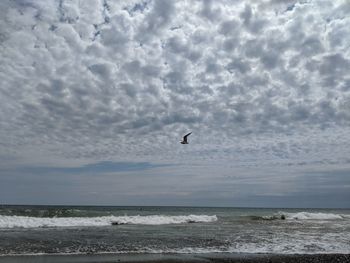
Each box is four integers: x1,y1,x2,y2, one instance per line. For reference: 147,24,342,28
282,212,348,220
245,212,349,221
0,214,217,229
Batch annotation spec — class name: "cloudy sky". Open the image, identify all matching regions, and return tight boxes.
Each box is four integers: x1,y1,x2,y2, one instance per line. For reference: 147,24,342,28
0,0,349,208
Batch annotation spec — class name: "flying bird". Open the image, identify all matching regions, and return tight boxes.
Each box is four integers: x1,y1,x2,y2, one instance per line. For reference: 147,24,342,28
180,132,192,144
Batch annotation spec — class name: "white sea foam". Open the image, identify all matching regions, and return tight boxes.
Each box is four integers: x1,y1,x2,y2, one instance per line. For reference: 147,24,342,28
0,214,217,229
281,212,348,220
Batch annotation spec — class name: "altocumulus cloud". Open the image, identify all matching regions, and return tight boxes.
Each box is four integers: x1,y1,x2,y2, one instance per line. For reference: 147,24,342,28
0,0,350,207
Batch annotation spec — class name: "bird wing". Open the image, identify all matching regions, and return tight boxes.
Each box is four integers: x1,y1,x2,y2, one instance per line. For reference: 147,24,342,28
183,132,192,140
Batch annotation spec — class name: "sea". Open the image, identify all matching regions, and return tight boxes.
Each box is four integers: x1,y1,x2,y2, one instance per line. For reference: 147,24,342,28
0,205,349,256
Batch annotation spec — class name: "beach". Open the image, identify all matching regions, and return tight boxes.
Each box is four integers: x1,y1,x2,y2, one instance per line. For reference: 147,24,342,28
0,253,349,263
2,0,350,261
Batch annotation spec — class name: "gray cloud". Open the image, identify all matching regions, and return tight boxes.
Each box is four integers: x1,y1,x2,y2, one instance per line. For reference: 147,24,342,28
0,0,350,206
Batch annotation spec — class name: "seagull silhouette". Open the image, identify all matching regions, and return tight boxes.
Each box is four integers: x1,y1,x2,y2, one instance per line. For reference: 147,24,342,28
180,132,192,144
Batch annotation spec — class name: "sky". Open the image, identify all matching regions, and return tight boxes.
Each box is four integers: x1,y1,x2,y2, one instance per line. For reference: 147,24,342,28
0,0,349,208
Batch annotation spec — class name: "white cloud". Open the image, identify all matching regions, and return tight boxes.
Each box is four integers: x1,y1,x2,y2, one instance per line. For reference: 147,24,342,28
0,0,350,206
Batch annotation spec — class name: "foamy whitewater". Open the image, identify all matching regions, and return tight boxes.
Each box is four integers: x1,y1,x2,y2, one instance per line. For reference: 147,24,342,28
0,206,349,255
0,214,217,228
282,211,349,220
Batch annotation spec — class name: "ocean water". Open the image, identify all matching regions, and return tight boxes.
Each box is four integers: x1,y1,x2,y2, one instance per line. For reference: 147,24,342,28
0,205,349,255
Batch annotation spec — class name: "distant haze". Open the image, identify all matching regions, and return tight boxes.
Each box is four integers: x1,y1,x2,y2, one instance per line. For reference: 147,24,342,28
0,0,349,208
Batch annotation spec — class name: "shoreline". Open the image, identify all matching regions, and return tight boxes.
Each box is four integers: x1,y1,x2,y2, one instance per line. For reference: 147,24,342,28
0,253,349,263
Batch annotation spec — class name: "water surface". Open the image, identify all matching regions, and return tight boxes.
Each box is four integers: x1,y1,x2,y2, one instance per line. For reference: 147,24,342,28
0,205,349,255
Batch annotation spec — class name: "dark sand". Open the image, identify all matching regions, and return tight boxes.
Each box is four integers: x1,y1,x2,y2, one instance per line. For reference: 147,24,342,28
0,253,349,263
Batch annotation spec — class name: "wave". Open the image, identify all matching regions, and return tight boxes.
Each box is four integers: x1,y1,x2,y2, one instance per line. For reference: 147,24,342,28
0,214,217,228
245,215,283,221
282,212,348,220
245,212,349,221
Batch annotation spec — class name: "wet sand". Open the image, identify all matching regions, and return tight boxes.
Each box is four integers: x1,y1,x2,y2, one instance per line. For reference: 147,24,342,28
0,253,349,263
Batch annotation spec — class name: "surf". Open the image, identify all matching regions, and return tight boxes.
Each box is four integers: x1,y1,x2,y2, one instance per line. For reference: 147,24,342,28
0,214,218,229
243,211,348,221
